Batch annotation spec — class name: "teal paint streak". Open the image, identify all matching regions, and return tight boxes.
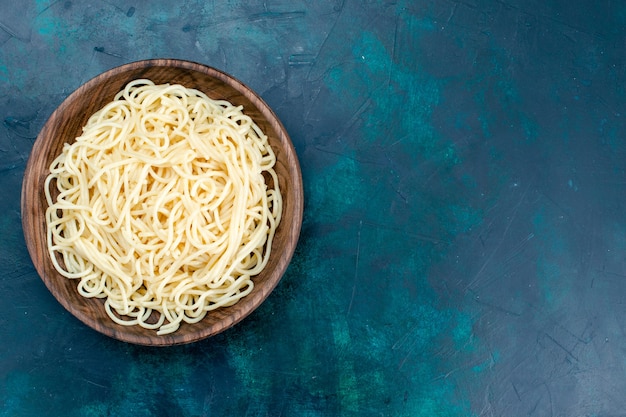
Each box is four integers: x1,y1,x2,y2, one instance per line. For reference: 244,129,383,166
0,65,8,83
36,17,57,36
599,117,621,152
308,157,364,217
449,204,482,234
468,46,539,143
0,371,30,417
532,208,570,307
521,114,538,142
472,351,499,373
452,312,474,350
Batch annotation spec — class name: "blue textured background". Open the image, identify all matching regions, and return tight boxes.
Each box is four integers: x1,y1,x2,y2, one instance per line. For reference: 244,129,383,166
2,0,626,415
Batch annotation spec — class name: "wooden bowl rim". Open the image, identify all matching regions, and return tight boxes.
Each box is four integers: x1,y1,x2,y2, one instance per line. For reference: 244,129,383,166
21,59,303,346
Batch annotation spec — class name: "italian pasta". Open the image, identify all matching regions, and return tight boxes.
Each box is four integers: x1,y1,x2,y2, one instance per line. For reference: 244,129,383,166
44,79,282,335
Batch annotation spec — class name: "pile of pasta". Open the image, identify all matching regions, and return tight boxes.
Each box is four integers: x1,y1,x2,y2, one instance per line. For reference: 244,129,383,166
45,79,282,335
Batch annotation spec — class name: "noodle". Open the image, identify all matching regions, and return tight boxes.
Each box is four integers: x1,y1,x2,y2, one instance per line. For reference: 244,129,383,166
44,79,282,335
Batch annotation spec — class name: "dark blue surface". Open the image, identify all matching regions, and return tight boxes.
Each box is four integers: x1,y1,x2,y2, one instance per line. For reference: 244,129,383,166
1,0,626,415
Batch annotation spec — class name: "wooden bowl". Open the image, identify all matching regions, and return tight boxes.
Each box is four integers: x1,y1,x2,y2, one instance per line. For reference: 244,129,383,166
21,59,303,346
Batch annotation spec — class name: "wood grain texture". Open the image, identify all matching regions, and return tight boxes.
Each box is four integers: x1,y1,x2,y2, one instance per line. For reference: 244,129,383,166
21,59,303,346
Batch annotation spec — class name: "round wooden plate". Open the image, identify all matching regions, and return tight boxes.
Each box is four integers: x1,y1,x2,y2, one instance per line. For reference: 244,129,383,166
21,59,303,346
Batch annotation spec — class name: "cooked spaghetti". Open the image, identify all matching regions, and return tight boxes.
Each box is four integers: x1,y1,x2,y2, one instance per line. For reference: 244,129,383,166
44,79,282,335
